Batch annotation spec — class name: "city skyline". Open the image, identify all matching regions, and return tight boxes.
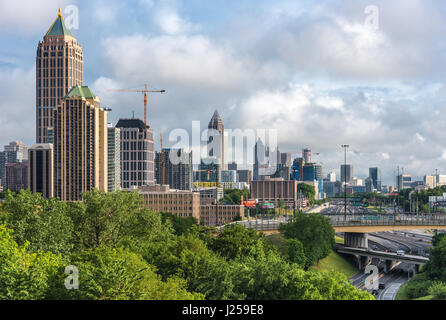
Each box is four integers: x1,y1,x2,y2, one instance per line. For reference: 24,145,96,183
2,1,446,186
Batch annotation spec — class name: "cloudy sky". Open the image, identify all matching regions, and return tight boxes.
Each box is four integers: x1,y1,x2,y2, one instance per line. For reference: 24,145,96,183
1,0,446,185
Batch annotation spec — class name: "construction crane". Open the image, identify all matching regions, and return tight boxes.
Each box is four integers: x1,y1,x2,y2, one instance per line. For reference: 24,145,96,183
108,84,165,126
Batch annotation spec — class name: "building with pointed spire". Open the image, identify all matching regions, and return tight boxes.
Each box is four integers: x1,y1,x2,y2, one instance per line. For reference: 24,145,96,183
53,85,108,201
207,110,226,171
36,8,84,143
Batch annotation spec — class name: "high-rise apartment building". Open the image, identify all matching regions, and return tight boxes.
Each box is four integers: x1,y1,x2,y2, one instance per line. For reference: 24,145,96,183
28,144,53,198
328,172,336,182
53,85,108,201
116,119,154,189
36,9,84,143
291,157,304,181
424,175,435,189
155,148,193,190
397,174,412,191
207,110,226,170
108,126,121,192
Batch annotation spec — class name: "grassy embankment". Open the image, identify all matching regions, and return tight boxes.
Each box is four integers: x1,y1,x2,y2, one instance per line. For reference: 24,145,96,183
265,234,357,278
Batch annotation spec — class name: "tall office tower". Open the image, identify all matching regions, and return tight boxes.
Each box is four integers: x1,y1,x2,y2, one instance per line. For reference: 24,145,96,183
328,172,336,182
369,167,382,191
207,110,226,170
116,119,154,189
53,86,108,201
28,144,53,198
107,126,121,192
36,9,84,143
340,164,353,184
253,138,272,180
303,148,311,164
155,148,193,190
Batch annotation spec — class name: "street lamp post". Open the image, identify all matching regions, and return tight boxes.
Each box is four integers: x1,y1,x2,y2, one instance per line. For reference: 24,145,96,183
341,144,349,221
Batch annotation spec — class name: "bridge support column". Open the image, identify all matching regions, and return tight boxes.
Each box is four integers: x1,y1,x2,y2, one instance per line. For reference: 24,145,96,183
357,255,371,271
414,264,420,274
344,232,368,249
383,260,397,273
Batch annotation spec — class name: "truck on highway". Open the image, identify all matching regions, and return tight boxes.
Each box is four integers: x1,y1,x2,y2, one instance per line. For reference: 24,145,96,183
396,250,405,256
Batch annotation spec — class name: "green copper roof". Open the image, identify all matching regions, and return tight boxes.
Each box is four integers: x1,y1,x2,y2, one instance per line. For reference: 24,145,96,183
63,86,96,100
45,10,74,37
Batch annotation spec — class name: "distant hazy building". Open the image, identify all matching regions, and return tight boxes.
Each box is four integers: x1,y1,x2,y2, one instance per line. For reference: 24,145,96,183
207,110,226,170
228,162,237,171
28,144,53,198
155,148,193,190
107,126,121,192
369,167,382,191
253,139,270,181
397,174,412,191
303,148,311,164
197,158,221,183
5,162,28,192
221,170,237,183
0,141,28,187
340,164,353,184
291,158,304,181
365,177,373,193
424,175,435,189
116,118,154,189
280,153,292,167
53,85,108,201
327,172,336,182
36,9,83,143
237,170,252,184
436,175,446,187
351,177,363,187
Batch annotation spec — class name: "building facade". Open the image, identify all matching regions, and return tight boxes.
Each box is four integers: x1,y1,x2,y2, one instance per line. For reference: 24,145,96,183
28,144,53,198
5,162,28,192
0,141,28,187
139,185,201,220
53,85,108,201
107,126,121,192
340,164,354,184
116,119,154,189
369,167,381,191
36,9,84,143
199,204,244,227
155,148,193,190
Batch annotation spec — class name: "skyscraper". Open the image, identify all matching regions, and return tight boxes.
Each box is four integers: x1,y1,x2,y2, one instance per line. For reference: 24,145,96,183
108,126,121,192
36,8,84,143
369,167,381,191
207,110,225,170
155,148,193,190
340,164,353,184
116,118,154,189
28,144,53,198
53,85,108,201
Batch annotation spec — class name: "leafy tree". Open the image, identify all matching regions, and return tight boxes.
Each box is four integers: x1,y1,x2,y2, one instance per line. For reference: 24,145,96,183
279,213,335,268
429,282,446,300
0,225,65,300
286,238,306,268
161,212,198,236
1,190,74,257
210,223,260,260
220,188,250,205
53,245,203,300
68,189,170,249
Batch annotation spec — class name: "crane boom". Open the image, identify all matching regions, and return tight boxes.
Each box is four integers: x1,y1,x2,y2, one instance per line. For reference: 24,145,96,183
108,84,165,126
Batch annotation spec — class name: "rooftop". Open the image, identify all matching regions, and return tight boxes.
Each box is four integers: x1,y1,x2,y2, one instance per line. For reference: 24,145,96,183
45,8,75,37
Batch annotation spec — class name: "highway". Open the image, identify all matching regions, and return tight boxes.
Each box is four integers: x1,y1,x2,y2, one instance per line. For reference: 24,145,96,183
326,202,435,300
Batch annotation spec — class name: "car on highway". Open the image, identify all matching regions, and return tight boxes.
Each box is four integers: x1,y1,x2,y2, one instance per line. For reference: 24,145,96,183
396,250,405,256
378,283,385,290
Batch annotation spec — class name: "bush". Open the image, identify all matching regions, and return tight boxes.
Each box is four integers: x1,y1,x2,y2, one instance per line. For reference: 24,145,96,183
429,282,446,300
